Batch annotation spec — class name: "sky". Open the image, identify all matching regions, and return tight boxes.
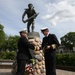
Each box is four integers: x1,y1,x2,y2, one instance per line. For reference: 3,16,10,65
0,0,75,42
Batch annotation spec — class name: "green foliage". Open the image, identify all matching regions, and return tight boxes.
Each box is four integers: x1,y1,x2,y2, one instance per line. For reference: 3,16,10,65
56,54,75,66
0,24,20,51
2,35,19,51
0,24,6,49
60,32,75,50
0,51,16,60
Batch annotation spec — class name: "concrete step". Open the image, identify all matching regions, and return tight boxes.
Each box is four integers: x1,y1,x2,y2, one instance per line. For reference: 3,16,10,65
0,60,13,69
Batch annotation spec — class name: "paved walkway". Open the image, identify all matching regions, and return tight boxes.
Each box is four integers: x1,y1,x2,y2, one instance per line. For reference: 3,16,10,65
0,69,75,75
0,69,12,75
56,69,75,75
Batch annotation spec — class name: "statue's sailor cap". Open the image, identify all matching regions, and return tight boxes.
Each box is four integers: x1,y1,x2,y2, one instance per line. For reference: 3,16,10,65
41,27,48,32
19,29,27,34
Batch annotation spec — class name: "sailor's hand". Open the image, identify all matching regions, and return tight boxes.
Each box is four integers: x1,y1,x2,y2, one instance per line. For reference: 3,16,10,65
46,46,50,50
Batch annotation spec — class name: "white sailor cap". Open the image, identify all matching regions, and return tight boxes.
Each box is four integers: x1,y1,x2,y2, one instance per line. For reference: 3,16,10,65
41,27,48,32
19,29,27,34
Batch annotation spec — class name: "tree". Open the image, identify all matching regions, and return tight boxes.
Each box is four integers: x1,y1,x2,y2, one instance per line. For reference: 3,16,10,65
0,24,5,50
3,35,19,51
60,32,75,50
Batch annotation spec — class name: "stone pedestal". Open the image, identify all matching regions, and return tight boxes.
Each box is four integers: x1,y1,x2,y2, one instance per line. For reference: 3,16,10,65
28,32,46,75
28,32,40,39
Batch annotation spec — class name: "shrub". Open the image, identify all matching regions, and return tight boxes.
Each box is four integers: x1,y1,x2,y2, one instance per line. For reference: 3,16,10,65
0,51,16,60
56,54,75,66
